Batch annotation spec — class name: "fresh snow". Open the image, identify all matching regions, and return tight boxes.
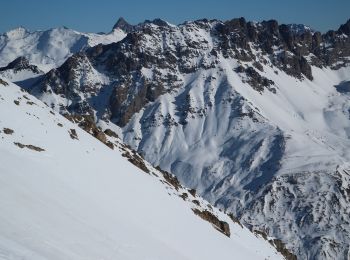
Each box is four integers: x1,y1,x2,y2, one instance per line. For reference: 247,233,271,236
0,79,282,260
0,27,126,72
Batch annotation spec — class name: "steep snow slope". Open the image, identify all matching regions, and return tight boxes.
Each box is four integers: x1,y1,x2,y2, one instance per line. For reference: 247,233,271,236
124,63,350,180
0,78,283,260
0,27,126,72
122,62,350,260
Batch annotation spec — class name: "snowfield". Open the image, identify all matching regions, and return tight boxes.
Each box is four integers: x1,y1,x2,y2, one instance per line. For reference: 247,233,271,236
0,27,126,72
0,79,283,260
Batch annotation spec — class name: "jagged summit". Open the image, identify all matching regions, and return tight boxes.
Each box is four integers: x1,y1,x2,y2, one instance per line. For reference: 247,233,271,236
112,17,134,32
338,18,350,35
113,17,176,32
1,56,31,70
144,18,172,27
286,24,313,34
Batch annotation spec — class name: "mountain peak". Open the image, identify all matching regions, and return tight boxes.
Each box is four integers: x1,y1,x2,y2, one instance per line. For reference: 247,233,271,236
287,24,313,35
0,56,42,76
4,26,28,39
7,56,30,68
113,17,134,32
338,18,350,35
144,18,170,27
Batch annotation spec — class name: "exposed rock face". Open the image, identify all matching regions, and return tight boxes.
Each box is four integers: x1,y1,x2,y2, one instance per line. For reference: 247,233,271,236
0,56,42,74
216,17,349,80
113,17,134,33
235,65,275,92
68,128,78,140
25,18,350,260
64,114,114,148
192,208,231,237
3,128,14,135
32,18,350,127
338,19,350,36
14,142,45,152
0,78,9,86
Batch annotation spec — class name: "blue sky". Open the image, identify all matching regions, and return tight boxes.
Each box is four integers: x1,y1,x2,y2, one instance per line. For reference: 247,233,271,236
1,0,349,33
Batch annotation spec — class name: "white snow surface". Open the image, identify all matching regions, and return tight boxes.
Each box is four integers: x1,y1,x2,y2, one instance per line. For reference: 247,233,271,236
123,59,350,193
108,23,350,259
0,68,41,83
0,27,126,72
0,79,282,260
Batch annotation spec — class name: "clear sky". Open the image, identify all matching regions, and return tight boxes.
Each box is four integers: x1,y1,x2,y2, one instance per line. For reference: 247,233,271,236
1,0,349,33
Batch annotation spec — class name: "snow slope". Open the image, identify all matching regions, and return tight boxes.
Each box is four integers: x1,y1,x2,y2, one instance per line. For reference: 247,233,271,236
0,78,282,260
121,59,350,259
0,27,126,72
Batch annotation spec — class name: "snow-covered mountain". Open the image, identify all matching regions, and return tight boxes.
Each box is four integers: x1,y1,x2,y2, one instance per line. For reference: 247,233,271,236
0,78,284,259
0,56,44,88
0,26,126,72
1,17,350,259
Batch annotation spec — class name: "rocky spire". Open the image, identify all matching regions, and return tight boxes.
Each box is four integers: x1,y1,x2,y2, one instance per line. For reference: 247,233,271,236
338,19,350,35
113,17,134,33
